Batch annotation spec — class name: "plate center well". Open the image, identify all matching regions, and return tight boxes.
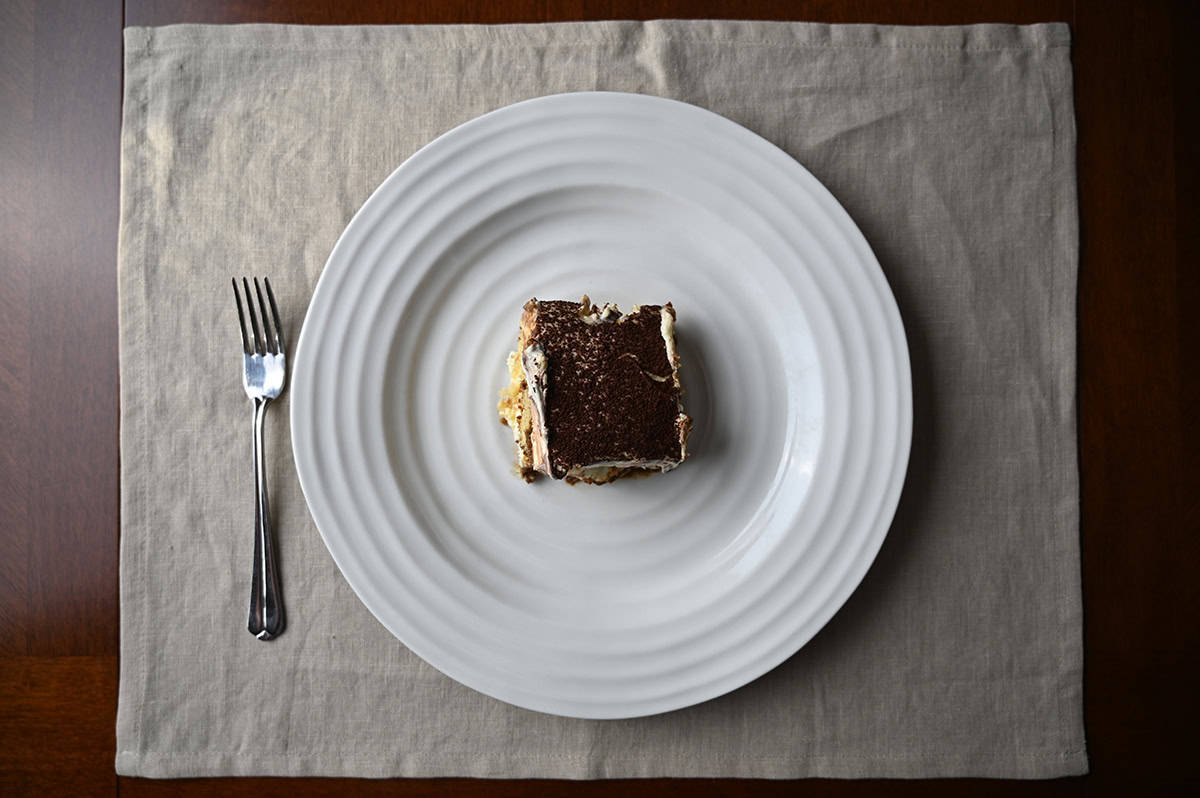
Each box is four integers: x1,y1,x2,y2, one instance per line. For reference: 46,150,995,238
378,184,817,606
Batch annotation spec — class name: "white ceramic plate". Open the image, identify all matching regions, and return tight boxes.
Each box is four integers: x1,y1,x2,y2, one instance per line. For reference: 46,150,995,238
291,92,911,719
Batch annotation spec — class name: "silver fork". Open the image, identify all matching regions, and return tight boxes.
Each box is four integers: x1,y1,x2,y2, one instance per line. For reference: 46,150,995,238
233,277,286,640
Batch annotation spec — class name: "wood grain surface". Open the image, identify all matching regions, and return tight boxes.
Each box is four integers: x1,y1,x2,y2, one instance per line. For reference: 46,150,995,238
1,0,1195,795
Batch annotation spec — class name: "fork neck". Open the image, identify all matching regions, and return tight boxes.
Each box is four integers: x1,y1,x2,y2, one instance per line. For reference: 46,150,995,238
253,396,271,431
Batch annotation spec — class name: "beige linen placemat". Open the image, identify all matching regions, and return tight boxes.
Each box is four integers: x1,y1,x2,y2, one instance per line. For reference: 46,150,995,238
116,21,1084,778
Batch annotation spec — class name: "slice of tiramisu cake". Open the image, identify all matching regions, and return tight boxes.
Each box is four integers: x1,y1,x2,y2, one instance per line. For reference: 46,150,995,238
498,296,692,484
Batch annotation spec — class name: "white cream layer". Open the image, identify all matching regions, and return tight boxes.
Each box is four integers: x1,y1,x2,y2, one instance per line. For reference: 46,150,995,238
520,343,551,475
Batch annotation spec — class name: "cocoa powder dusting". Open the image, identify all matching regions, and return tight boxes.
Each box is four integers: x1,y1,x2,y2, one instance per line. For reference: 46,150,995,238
528,299,684,479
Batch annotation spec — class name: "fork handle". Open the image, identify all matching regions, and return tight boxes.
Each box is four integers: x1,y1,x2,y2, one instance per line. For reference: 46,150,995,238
248,397,285,640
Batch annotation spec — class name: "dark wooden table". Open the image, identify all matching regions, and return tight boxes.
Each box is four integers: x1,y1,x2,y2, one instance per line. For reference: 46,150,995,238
1,0,1195,795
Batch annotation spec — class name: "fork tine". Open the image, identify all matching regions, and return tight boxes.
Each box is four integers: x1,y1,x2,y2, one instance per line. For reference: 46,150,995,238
233,278,251,354
254,277,278,355
263,277,285,355
242,277,265,354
